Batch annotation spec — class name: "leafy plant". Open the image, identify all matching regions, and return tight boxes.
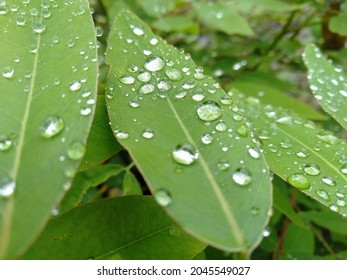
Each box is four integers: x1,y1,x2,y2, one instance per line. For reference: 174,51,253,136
0,0,346,260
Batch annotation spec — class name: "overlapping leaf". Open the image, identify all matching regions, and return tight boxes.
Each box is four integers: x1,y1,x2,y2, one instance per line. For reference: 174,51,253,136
0,1,97,259
105,10,272,253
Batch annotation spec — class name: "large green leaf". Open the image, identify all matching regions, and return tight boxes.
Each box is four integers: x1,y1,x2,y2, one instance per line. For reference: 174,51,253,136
236,96,347,216
303,44,347,130
193,2,254,36
105,10,272,253
0,1,97,259
23,196,205,259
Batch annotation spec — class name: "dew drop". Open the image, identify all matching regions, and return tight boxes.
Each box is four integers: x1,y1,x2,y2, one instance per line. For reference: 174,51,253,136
119,74,135,85
316,131,338,145
115,130,129,140
340,164,347,175
133,27,144,36
329,204,339,213
280,139,292,149
220,95,233,105
137,71,151,82
316,189,330,201
192,88,206,102
154,189,172,207
2,67,14,78
287,173,310,190
236,123,248,137
172,143,199,165
215,121,227,132
149,37,158,45
232,168,252,186
142,128,154,139
129,98,140,108
168,225,181,237
248,147,260,159
175,90,187,99
0,177,16,198
32,19,45,33
16,14,26,26
339,89,347,97
262,227,271,237
165,68,182,81
80,107,92,116
304,163,321,176
296,149,308,158
201,132,213,144
337,199,346,207
67,141,85,161
144,56,165,72
157,79,171,91
251,207,260,215
69,80,81,91
0,135,12,151
139,83,154,94
39,116,64,138
322,176,336,187
218,160,230,171
197,101,222,122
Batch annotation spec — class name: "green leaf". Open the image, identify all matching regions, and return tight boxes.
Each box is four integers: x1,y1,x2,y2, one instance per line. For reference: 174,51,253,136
301,210,347,236
0,1,97,259
153,15,196,33
237,0,302,13
23,196,205,259
230,72,327,121
236,96,347,216
123,171,142,195
303,44,347,130
106,10,272,253
329,15,347,36
193,2,254,36
79,94,122,171
59,164,124,214
137,0,175,18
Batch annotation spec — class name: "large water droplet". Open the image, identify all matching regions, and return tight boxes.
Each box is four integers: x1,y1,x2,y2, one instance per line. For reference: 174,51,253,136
144,56,165,72
0,177,16,198
172,143,199,165
322,176,336,187
154,189,172,207
157,79,171,91
142,128,154,139
137,71,151,82
201,132,213,144
287,173,310,190
69,80,81,91
32,19,45,33
0,134,12,151
304,163,321,176
39,116,64,138
165,68,182,81
67,142,85,160
197,101,222,122
316,189,330,201
232,168,252,186
119,74,135,85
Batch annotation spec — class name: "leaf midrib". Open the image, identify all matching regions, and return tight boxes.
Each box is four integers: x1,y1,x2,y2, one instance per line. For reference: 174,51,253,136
0,22,42,259
166,98,245,247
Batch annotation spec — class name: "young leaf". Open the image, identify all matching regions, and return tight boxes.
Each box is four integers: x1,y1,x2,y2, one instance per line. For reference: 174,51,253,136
0,1,97,258
329,15,347,36
236,96,347,216
303,44,347,129
23,196,205,260
193,2,254,36
123,171,142,195
106,10,272,253
59,164,124,214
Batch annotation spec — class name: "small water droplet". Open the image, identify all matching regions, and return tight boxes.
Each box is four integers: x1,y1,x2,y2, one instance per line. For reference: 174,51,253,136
316,131,338,145
248,147,260,159
262,227,271,237
280,139,292,149
137,71,151,82
144,56,165,72
236,123,248,137
129,98,140,108
218,160,230,171
133,27,144,36
165,68,182,81
329,204,339,213
0,135,12,151
287,173,310,190
80,107,92,116
149,37,158,45
220,95,233,105
119,74,135,85
197,101,222,122
0,177,15,198
69,80,81,91
2,66,14,78
215,121,227,132
172,143,199,165
39,116,64,138
201,132,213,144
340,164,347,175
115,130,129,140
304,163,321,176
175,90,187,99
232,168,252,186
139,83,154,94
32,19,45,33
168,225,181,236
157,79,171,91
16,14,26,26
296,149,308,158
322,176,336,187
142,128,154,139
316,189,330,201
339,89,347,97
337,199,346,207
154,189,172,207
251,207,260,215
67,141,85,160
192,88,206,102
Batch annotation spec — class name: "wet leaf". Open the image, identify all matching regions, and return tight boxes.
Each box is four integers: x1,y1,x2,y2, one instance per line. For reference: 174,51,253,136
303,44,347,129
105,10,272,253
0,1,97,258
23,196,205,259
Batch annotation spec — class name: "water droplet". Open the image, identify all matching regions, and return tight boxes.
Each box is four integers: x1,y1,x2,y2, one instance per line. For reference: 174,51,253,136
172,143,199,165
154,189,172,207
236,123,248,137
232,168,252,186
337,199,346,207
144,56,165,72
339,89,347,97
192,88,206,101
316,131,338,145
197,101,222,122
80,107,92,116
0,135,12,151
296,149,308,158
248,147,260,159
280,139,292,149
32,19,45,33
142,128,154,139
182,80,196,89
69,80,81,91
115,130,129,140
165,68,182,81
322,176,336,187
0,177,16,198
157,79,171,91
149,37,158,45
276,114,293,125
129,98,140,108
304,163,321,176
175,90,187,99
329,204,339,213
218,160,230,171
201,132,213,144
287,173,310,190
133,27,144,36
340,164,347,175
67,142,85,160
139,83,154,94
119,74,135,85
215,121,227,132
262,227,271,237
168,225,181,237
39,116,64,138
3,66,14,78
16,14,26,26
251,207,260,215
220,95,233,105
137,71,151,82
127,64,139,73
316,189,330,201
